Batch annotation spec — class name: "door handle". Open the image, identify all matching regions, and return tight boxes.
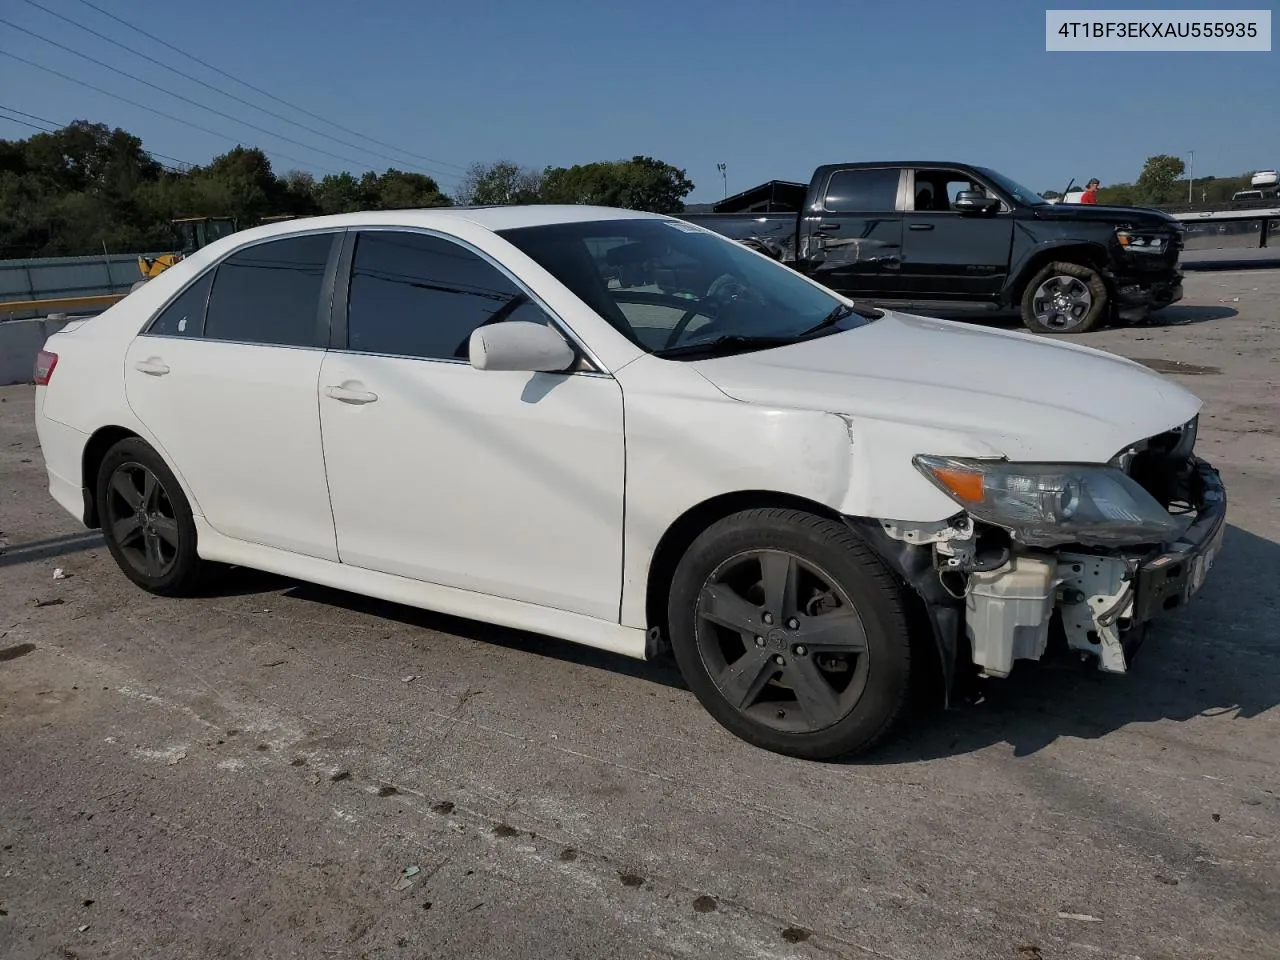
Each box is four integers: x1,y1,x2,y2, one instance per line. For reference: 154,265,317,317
134,358,170,376
323,384,378,405
908,223,935,231
816,222,842,232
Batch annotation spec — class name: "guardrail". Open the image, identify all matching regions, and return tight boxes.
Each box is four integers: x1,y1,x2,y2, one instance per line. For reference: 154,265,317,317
1172,207,1278,254
0,252,158,320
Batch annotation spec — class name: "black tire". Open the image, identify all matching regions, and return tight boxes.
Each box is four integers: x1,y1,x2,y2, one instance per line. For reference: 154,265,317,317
1020,261,1109,334
95,436,210,595
667,508,913,760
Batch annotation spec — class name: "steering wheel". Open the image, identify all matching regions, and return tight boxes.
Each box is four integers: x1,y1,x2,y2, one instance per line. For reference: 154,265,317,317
664,305,713,349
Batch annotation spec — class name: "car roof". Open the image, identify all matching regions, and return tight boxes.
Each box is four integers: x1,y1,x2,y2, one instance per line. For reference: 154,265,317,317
231,204,666,245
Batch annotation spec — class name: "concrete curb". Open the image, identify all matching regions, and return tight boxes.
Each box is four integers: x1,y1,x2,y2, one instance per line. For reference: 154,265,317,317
0,317,70,386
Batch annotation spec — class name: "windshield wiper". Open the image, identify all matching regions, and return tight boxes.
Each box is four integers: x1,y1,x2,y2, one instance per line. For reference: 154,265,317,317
653,334,797,359
795,301,877,338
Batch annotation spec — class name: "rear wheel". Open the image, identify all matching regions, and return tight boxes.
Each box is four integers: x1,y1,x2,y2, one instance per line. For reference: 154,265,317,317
1020,261,1108,334
667,508,913,760
96,437,210,595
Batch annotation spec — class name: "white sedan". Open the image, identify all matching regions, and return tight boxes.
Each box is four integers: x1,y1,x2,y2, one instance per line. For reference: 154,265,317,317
33,206,1225,759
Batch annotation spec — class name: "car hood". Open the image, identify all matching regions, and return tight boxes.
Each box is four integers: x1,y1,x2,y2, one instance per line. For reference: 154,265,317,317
689,311,1202,463
1035,203,1180,229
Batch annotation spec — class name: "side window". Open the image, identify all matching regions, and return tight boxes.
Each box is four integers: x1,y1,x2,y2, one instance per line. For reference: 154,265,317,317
824,168,901,213
346,231,541,360
910,170,992,212
146,269,213,337
203,233,334,348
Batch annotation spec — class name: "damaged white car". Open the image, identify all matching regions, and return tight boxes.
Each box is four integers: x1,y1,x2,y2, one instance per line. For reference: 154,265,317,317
33,206,1226,760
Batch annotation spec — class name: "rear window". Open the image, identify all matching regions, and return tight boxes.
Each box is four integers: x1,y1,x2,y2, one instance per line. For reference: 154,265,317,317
203,233,334,348
146,269,213,337
824,168,901,212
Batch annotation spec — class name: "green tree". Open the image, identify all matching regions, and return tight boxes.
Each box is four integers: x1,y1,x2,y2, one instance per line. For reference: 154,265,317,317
367,169,452,209
540,155,694,212
455,160,543,205
1135,154,1186,204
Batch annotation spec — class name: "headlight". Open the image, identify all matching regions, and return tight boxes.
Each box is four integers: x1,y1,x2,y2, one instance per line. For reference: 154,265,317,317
1116,230,1168,253
913,456,1180,547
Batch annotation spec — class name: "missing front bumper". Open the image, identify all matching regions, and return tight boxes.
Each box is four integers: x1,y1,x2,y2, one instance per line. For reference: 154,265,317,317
964,457,1226,678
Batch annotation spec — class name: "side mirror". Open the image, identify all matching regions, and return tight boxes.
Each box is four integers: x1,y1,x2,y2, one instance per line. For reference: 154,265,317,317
469,320,576,373
953,190,999,215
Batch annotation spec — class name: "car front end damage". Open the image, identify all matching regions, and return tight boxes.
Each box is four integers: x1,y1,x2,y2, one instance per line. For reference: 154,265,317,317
855,416,1225,684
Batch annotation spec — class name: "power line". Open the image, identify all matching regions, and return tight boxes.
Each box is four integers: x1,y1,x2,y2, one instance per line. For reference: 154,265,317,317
0,102,194,169
0,17,455,184
0,48,339,175
0,110,57,134
69,0,469,175
16,0,460,181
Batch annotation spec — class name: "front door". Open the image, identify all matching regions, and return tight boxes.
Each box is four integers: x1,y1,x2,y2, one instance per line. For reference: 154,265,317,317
799,166,906,298
317,229,626,621
899,168,1015,300
123,231,341,561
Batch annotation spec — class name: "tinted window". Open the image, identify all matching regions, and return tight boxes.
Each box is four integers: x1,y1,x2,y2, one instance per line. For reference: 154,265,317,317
824,168,901,212
346,231,535,360
910,170,991,212
146,269,212,337
203,234,333,347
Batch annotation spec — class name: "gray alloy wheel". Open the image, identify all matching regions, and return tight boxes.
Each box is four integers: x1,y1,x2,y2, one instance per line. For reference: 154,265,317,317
1020,261,1109,334
103,461,181,579
695,549,872,734
1031,274,1094,331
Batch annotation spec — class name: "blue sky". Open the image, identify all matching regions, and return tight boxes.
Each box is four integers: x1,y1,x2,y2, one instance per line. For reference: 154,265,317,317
1,0,1275,202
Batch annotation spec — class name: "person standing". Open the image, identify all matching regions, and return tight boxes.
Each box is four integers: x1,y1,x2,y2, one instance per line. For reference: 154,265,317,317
1080,178,1100,204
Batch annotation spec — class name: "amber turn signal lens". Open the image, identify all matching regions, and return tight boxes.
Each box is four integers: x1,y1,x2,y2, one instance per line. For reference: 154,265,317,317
927,465,985,503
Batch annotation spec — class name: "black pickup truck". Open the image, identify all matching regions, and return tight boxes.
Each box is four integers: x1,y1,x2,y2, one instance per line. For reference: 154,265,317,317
679,162,1185,334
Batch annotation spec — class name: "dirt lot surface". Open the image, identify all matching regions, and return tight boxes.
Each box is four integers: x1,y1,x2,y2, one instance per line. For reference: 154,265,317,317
1,270,1277,960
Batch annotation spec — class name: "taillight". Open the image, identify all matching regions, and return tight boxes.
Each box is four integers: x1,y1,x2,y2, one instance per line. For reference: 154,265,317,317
34,350,58,386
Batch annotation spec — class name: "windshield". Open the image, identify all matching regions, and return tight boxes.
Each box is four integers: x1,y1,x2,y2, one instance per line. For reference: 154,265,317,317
975,167,1049,207
498,219,874,359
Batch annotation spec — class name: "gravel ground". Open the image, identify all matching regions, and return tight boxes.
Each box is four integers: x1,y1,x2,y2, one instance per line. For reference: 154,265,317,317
1,269,1277,960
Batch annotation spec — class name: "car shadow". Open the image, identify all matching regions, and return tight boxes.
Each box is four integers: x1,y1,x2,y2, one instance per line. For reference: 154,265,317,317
195,524,1275,759
248,575,690,691
864,523,1279,763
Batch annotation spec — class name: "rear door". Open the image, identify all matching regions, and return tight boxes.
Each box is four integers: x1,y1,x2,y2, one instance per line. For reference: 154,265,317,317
123,231,342,561
799,167,905,297
899,167,1014,300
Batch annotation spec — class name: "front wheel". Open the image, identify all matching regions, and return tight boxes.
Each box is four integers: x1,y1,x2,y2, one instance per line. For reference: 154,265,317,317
96,437,211,595
667,508,913,760
1020,261,1108,334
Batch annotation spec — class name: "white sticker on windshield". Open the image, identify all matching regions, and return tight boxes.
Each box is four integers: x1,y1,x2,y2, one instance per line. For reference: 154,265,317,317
664,220,709,234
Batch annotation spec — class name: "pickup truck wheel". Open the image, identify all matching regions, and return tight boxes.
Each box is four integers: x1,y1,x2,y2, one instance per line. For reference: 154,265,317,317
1021,262,1108,334
667,508,912,760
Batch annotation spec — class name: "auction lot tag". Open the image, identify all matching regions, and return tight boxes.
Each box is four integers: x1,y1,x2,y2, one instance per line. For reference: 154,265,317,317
1046,10,1271,52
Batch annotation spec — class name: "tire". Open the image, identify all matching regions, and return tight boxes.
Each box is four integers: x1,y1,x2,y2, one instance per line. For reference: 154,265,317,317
667,508,913,760
1020,261,1109,334
95,437,210,595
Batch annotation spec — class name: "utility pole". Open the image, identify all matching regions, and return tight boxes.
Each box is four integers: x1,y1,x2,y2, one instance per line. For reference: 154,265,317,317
1187,150,1195,203
716,163,727,199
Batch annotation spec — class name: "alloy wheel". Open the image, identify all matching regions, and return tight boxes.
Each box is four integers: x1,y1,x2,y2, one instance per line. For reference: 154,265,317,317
694,549,871,734
104,462,180,579
1031,275,1094,331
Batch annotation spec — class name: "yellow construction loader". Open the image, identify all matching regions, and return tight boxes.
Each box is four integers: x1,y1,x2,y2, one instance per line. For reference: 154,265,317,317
136,216,240,284
135,215,304,285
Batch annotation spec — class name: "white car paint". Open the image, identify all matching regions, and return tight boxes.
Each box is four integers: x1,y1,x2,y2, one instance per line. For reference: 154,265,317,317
34,205,1205,668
